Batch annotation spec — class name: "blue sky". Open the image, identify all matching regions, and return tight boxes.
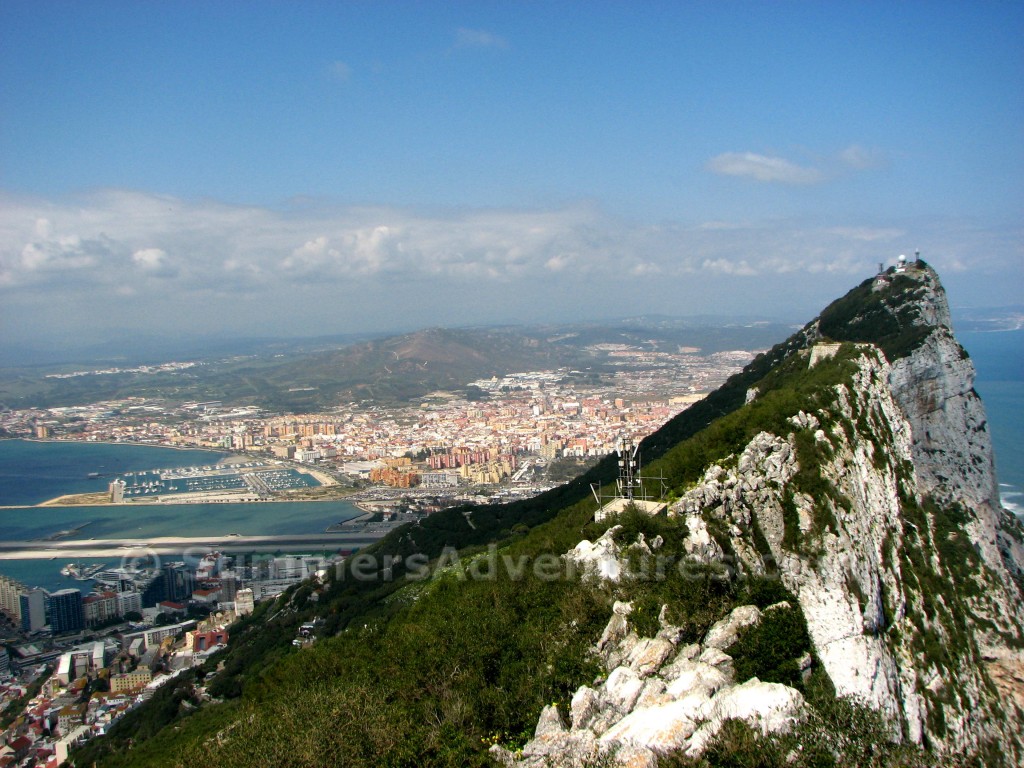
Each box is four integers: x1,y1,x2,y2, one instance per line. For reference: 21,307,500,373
1,1,1021,349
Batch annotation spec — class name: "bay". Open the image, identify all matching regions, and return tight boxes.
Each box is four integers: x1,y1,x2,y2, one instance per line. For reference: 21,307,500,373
0,440,362,592
0,439,229,507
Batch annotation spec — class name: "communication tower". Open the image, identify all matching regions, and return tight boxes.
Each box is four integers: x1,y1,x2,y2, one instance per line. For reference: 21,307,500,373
591,435,667,522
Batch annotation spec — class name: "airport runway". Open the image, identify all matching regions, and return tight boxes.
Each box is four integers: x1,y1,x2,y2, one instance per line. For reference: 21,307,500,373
0,532,389,559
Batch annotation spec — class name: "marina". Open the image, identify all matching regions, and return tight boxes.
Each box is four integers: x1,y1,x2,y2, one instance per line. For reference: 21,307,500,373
60,561,106,580
115,461,321,500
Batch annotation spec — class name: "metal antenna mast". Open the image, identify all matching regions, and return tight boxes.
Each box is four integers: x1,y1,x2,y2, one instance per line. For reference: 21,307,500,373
617,436,641,501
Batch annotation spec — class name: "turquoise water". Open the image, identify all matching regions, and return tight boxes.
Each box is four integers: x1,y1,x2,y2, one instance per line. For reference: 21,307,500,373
961,330,1024,515
0,440,229,506
0,440,360,538
0,441,361,591
982,381,1024,515
0,498,361,540
0,497,362,595
2,557,112,595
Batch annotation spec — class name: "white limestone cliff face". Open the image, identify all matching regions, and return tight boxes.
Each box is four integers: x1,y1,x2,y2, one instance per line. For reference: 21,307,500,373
502,266,1024,764
669,348,925,737
879,269,1024,750
884,269,1024,604
491,600,805,768
670,340,1023,758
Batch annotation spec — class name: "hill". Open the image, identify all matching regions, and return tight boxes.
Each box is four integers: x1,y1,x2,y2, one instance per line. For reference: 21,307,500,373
72,262,1024,767
0,319,792,412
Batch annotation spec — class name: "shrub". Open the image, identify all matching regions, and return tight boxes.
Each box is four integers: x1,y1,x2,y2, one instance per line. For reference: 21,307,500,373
728,603,811,687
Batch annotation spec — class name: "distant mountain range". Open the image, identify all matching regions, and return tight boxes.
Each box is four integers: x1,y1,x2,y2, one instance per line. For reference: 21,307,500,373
0,318,796,412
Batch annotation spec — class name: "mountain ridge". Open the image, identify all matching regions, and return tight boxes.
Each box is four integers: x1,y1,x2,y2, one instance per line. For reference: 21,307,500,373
0,320,794,412
71,262,1024,767
497,262,1024,764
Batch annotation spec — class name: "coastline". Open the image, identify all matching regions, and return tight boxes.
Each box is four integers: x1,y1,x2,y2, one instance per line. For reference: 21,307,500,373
6,436,233,454
2,440,353,507
295,464,338,486
2,487,359,510
38,492,110,507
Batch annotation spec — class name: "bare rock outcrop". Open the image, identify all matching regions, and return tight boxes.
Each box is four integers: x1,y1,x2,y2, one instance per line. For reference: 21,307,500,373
499,265,1024,766
493,600,805,767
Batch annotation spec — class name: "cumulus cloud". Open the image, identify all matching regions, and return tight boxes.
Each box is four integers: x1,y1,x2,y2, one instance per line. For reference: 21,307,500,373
706,152,823,185
0,188,1017,345
19,235,107,275
131,247,179,278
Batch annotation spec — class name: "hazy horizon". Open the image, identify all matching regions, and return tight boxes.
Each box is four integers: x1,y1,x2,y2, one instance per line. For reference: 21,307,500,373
1,3,1021,350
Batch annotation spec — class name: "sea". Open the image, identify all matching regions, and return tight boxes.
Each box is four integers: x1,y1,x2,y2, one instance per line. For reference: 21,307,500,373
960,329,1024,518
0,441,362,594
0,329,1020,594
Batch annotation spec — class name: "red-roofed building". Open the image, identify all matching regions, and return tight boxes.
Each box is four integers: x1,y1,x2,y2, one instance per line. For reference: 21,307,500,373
6,736,31,761
32,745,53,763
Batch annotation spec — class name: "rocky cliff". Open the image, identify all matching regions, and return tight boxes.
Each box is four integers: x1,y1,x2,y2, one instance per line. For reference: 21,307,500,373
73,264,1024,768
501,263,1024,766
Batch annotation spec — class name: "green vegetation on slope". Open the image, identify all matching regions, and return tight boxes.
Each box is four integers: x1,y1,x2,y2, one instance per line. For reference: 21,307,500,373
817,267,936,361
72,344,877,767
74,270,994,766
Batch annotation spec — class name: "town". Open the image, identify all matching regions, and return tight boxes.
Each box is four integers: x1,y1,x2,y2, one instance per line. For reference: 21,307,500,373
0,550,325,766
0,344,759,764
1,345,755,503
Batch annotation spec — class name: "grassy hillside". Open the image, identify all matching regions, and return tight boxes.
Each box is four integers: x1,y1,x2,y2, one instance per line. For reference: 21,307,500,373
73,270,982,766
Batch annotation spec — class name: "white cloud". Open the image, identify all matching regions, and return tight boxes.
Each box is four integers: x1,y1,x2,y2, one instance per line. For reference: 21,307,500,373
839,144,887,170
707,145,890,185
825,226,904,242
544,254,573,272
453,27,508,50
701,258,759,277
284,236,334,272
327,60,352,82
132,247,168,270
0,189,1017,345
18,235,103,274
629,261,662,276
706,152,823,185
